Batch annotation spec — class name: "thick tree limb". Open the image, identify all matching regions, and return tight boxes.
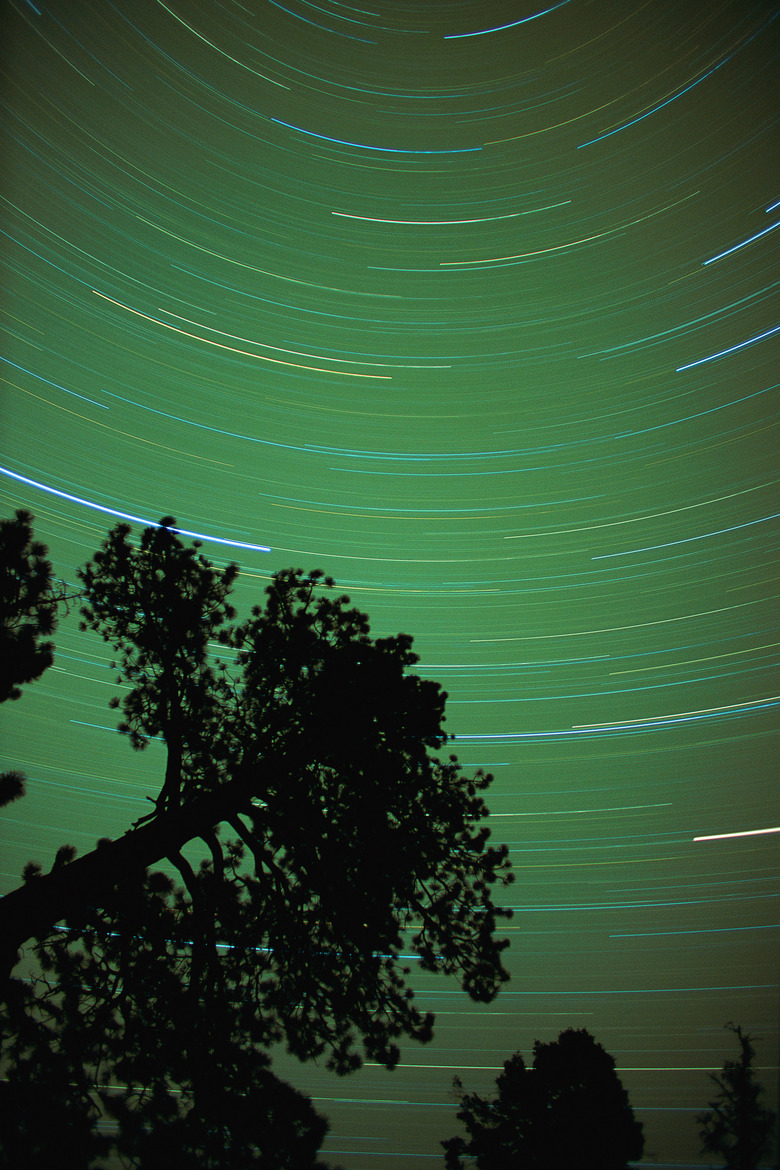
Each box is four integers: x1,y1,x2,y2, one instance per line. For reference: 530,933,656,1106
0,754,283,984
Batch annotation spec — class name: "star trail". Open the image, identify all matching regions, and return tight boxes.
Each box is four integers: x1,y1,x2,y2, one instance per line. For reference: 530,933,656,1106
1,1,778,1165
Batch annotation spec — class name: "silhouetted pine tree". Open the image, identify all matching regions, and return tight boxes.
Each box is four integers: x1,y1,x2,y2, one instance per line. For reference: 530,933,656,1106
698,1024,776,1170
443,1027,644,1169
1,514,515,1167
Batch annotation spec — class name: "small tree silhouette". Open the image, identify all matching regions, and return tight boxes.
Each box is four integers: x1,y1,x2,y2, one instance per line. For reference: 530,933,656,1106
442,1027,644,1169
698,1023,776,1170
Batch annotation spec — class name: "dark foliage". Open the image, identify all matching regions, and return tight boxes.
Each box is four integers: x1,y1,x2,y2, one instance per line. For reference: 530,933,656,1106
1,515,514,1166
0,509,59,704
697,1024,776,1170
78,517,239,814
442,1027,645,1169
0,870,333,1170
0,510,60,806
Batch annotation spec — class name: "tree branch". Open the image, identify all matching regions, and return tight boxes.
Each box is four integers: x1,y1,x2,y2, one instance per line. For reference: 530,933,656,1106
0,750,291,984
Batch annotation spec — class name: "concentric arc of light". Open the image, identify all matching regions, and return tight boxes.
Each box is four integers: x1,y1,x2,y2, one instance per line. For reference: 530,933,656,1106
676,322,780,371
157,2,289,89
0,467,272,553
577,15,777,149
444,0,572,39
703,219,780,265
269,116,481,154
470,598,766,642
157,309,431,370
332,201,570,225
592,510,780,560
456,696,780,741
573,695,780,729
1,357,108,410
441,192,696,266
92,291,392,379
508,481,771,542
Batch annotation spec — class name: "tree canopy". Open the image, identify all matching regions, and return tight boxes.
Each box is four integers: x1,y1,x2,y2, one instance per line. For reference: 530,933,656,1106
0,864,335,1169
0,513,514,1165
442,1027,644,1170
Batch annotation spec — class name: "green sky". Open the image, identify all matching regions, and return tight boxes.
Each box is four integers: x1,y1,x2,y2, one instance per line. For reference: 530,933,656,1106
1,1,779,1164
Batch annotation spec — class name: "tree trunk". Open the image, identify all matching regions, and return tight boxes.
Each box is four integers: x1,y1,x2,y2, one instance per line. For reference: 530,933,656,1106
0,753,282,984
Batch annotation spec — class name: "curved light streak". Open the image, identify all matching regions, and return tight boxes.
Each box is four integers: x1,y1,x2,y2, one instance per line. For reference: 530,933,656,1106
676,322,780,371
0,467,272,552
703,218,780,265
444,1,573,40
269,116,482,154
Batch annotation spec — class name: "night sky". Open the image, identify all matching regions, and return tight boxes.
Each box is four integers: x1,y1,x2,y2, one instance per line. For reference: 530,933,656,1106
1,1,779,1165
